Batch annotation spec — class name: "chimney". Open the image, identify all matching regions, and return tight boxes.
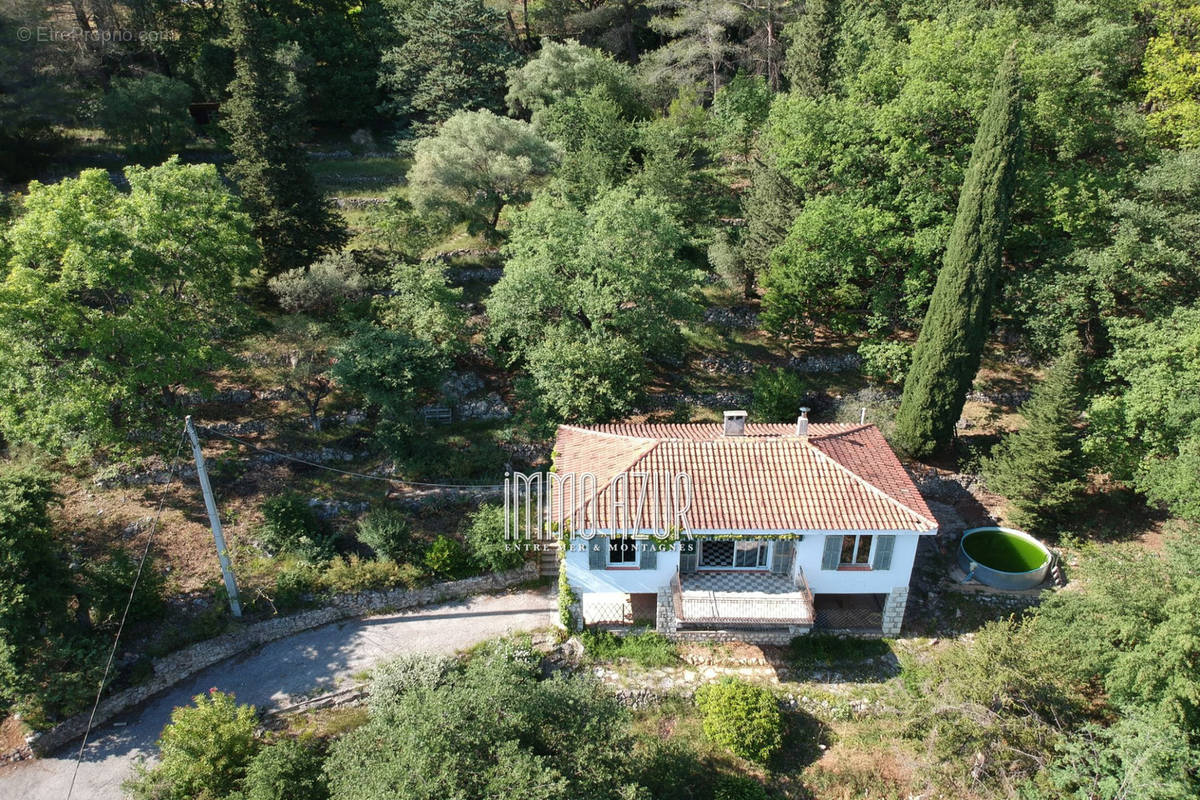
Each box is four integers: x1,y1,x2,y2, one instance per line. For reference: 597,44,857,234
796,407,810,438
723,410,747,437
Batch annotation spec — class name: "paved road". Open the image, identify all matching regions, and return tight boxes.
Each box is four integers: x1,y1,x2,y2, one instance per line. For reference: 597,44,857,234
1,588,555,800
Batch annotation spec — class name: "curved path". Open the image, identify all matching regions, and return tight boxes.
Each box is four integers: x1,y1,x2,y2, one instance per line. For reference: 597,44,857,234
1,588,555,800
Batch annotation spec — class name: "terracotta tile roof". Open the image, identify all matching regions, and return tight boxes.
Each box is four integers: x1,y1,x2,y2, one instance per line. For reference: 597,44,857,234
551,423,936,533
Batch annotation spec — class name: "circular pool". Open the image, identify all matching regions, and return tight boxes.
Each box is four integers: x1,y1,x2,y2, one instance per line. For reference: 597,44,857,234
957,527,1051,590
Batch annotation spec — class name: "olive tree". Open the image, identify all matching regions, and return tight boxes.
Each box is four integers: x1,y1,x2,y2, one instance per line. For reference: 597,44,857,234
406,110,558,236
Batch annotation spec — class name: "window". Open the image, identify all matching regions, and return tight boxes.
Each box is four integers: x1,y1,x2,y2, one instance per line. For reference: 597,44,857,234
609,535,637,565
735,540,769,568
698,539,769,569
840,534,873,567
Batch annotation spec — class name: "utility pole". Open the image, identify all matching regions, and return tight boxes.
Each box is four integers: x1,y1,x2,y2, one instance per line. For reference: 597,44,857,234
184,416,243,617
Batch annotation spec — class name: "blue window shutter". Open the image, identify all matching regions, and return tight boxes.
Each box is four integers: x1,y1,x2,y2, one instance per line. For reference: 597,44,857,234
640,539,657,570
821,535,842,570
588,536,607,570
771,539,794,574
873,535,895,571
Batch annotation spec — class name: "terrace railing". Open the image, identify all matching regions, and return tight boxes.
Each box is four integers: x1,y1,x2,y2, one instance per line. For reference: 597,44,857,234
670,569,815,627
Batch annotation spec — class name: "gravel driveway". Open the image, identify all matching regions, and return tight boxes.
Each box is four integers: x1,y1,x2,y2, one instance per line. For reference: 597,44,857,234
0,588,555,800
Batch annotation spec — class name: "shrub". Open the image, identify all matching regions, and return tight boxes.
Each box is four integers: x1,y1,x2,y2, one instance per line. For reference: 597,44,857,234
580,629,679,668
268,253,368,317
714,774,771,800
326,652,642,800
258,493,333,562
694,678,784,764
240,738,329,800
272,562,320,610
423,535,477,579
319,555,418,594
751,367,808,422
367,653,456,717
84,548,167,628
858,338,913,385
355,507,414,562
126,689,259,800
461,504,524,573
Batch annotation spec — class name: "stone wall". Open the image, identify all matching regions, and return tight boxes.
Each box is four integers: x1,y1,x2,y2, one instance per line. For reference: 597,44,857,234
667,628,803,646
16,562,539,759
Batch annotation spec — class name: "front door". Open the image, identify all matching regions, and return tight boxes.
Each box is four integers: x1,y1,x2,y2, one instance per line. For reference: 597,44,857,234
697,539,770,570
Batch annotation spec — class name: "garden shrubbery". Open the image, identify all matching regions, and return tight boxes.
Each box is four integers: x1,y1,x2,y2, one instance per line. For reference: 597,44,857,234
258,493,334,563
367,652,455,717
694,677,785,764
127,689,259,800
84,548,167,628
240,738,329,800
268,252,368,318
423,534,476,579
326,648,645,800
751,366,809,422
355,507,415,562
460,503,524,572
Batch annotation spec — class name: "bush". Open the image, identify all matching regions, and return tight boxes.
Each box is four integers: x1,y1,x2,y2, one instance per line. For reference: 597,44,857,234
240,738,329,800
326,652,642,800
423,535,477,579
268,253,368,317
858,338,912,385
461,504,524,573
694,678,784,764
751,367,808,422
258,493,334,563
84,548,167,628
580,629,679,668
367,653,456,717
319,555,419,594
126,689,259,800
96,74,194,163
713,774,771,800
272,562,320,610
355,507,415,562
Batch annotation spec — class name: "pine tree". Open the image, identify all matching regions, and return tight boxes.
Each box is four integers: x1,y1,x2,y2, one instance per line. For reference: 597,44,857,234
782,0,839,97
222,0,346,277
983,333,1086,531
894,47,1023,457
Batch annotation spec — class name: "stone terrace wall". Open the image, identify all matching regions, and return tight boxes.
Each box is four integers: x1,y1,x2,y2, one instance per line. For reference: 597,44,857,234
17,562,539,759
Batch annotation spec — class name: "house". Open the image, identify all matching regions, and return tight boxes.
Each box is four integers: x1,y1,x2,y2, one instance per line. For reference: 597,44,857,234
552,411,937,642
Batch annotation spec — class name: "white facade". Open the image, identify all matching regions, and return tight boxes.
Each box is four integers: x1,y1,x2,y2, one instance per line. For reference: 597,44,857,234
564,529,924,596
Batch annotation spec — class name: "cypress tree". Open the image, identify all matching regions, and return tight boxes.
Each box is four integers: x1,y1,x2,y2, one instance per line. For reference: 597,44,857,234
783,0,840,97
982,333,1086,531
222,0,346,277
894,47,1023,458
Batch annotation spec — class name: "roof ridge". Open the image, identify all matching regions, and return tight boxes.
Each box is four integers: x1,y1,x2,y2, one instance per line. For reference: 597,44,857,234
805,439,938,530
556,424,658,443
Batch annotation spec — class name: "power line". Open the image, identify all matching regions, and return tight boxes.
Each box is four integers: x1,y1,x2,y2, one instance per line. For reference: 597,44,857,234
65,426,189,800
194,424,504,490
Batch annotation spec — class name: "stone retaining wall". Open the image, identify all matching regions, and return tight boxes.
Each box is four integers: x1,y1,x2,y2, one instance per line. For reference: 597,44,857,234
668,629,800,646
15,562,539,759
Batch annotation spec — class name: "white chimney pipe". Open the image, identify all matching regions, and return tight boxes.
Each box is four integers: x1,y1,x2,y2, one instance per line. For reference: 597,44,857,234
723,410,747,437
796,407,810,437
